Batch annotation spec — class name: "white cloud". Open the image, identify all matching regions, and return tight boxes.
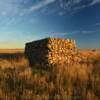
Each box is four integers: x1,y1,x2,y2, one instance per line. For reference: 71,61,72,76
97,22,100,26
0,0,100,20
0,0,22,14
30,0,56,12
58,0,100,14
81,30,94,34
58,11,65,16
1,11,7,16
0,0,26,29
89,0,100,6
74,0,82,4
70,30,97,35
73,0,100,11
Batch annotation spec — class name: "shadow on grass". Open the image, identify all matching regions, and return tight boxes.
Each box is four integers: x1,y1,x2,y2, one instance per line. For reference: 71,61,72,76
0,53,24,60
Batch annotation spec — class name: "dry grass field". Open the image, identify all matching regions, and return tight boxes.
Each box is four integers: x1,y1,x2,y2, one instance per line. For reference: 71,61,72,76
0,49,24,54
0,49,99,100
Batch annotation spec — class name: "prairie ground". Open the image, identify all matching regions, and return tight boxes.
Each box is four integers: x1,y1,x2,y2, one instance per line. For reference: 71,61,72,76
0,49,24,54
0,49,99,100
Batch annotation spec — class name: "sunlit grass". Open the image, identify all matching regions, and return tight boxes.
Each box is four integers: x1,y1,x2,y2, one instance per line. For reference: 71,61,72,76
0,50,99,99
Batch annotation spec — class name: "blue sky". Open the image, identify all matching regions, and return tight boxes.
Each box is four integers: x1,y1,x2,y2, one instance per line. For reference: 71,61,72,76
0,0,100,48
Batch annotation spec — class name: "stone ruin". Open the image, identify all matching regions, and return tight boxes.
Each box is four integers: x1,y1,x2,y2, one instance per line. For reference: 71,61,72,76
25,37,77,66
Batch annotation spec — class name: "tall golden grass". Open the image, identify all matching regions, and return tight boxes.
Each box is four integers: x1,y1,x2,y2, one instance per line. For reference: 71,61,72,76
0,50,99,100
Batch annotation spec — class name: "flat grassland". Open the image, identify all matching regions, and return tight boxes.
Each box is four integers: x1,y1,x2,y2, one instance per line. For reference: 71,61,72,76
0,49,24,53
0,49,99,100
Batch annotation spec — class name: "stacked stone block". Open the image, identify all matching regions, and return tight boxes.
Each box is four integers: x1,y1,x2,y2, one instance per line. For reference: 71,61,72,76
25,37,77,66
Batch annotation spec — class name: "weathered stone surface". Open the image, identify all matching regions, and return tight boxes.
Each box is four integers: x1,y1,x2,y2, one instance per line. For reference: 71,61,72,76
25,37,77,66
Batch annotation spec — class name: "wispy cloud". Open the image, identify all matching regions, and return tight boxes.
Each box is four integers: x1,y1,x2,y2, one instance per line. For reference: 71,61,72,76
73,0,100,11
0,0,100,26
29,0,56,12
97,22,100,26
89,0,100,6
1,0,100,18
58,0,100,14
70,30,97,35
81,30,96,34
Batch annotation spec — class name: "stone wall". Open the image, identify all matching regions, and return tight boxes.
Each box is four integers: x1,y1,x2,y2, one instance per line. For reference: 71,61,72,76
25,38,77,66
